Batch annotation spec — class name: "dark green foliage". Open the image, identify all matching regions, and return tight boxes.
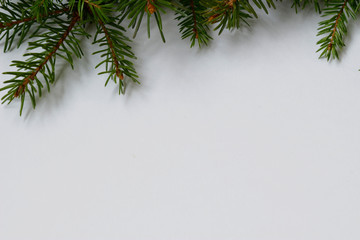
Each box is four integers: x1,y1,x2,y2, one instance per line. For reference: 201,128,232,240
201,0,252,35
317,0,360,60
200,0,276,34
1,13,89,115
174,0,212,47
0,0,47,52
93,20,139,94
118,0,173,42
0,0,360,115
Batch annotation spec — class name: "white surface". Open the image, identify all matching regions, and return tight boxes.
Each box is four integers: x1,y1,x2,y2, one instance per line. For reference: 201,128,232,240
1,3,360,240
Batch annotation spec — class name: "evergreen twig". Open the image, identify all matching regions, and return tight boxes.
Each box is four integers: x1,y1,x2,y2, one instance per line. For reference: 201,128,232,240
0,0,359,115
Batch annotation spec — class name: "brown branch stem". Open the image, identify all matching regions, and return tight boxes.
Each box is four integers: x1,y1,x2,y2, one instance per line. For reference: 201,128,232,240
98,19,124,81
189,0,198,39
328,0,348,50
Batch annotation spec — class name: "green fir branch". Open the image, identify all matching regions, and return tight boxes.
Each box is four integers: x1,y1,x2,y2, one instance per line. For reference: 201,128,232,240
174,0,212,47
0,0,69,52
316,0,360,60
93,18,139,94
0,12,87,115
118,0,173,42
0,0,360,116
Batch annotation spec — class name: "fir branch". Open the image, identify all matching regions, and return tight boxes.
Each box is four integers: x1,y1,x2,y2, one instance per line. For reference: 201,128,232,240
200,0,276,35
119,0,173,42
0,8,68,29
190,0,199,39
93,18,139,94
99,19,125,81
328,0,349,51
83,0,113,23
316,0,357,60
174,0,212,47
0,12,86,115
0,1,69,52
202,0,253,35
1,0,360,116
31,0,58,20
14,13,80,98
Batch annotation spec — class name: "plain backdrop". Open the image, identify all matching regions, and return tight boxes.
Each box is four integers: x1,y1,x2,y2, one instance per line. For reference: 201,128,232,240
1,2,360,240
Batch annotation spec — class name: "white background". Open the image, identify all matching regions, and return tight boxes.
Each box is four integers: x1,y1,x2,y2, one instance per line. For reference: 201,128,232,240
1,2,360,240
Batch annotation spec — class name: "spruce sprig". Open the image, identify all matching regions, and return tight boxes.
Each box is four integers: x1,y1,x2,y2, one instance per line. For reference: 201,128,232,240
0,0,68,52
174,0,212,47
93,19,139,94
1,0,360,115
200,0,275,35
1,12,88,115
316,0,360,60
118,0,173,42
